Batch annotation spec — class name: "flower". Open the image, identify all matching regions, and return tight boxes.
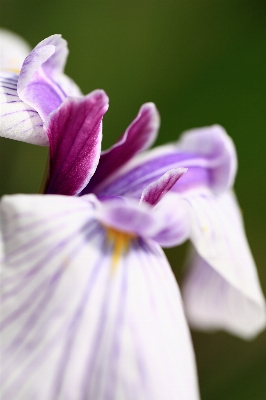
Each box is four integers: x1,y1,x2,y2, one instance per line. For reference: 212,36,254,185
0,29,82,145
0,94,200,399
1,30,266,400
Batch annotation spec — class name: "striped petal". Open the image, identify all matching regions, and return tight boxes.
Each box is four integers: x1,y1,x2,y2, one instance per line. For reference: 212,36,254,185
0,72,47,145
85,103,160,194
0,194,199,400
182,190,266,338
93,125,237,199
44,91,109,196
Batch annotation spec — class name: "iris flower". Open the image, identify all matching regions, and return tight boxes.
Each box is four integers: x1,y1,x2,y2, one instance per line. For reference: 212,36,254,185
1,31,266,400
0,29,81,145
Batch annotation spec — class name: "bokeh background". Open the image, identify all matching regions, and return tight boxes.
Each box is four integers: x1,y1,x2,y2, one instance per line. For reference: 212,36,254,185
1,1,266,398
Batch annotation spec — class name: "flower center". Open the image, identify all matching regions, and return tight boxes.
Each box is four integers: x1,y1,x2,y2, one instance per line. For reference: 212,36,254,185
106,227,136,271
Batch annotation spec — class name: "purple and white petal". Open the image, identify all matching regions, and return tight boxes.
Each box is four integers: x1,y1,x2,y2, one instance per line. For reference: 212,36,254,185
44,91,109,196
182,250,266,339
93,125,236,199
0,72,47,145
0,29,31,73
18,35,67,92
85,103,160,193
17,35,72,120
181,190,266,338
176,125,237,193
140,167,187,206
0,194,199,400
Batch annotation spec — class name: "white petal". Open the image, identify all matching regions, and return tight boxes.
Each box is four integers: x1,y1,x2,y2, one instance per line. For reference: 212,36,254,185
0,72,48,145
182,250,266,339
0,194,199,400
0,29,31,72
182,190,266,338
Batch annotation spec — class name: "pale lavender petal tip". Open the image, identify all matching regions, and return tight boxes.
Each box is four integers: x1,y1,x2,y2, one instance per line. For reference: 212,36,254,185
17,35,69,120
178,124,237,193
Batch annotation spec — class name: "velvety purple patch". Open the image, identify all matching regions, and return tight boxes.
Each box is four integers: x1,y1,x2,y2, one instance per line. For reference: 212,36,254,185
82,103,159,194
44,91,109,196
140,168,187,206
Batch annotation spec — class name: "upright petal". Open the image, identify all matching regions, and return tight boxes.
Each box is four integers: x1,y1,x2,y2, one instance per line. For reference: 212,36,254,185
140,167,187,206
18,35,68,92
0,29,31,73
17,35,77,120
44,91,109,196
0,194,199,400
93,125,236,199
181,190,266,338
0,72,48,145
85,103,160,193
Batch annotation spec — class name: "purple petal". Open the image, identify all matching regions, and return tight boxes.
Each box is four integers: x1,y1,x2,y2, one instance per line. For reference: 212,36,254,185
18,35,68,91
140,168,187,206
82,103,160,194
176,125,237,193
182,190,266,338
0,194,199,400
17,35,70,120
44,91,109,196
0,72,47,145
93,125,237,199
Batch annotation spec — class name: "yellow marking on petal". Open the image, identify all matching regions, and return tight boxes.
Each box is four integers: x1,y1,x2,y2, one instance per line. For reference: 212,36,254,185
1,67,21,74
106,227,136,272
201,225,208,233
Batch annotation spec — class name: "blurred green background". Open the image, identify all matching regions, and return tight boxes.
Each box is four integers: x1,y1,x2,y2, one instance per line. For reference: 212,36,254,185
1,1,266,398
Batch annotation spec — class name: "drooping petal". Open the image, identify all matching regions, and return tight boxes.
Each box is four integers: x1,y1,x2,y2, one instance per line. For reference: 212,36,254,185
140,167,187,206
44,91,109,196
17,35,78,120
181,190,266,338
182,249,266,339
0,72,48,145
85,103,160,193
0,29,31,73
0,194,199,400
92,125,237,199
